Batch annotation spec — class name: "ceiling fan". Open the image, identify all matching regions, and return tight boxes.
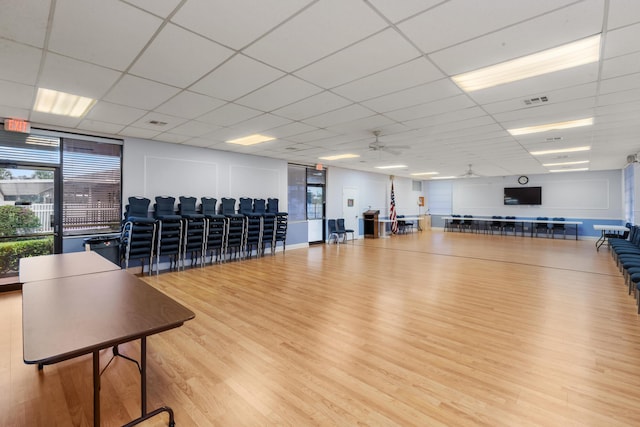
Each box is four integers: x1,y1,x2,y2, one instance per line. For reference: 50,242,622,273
460,164,482,178
368,130,409,155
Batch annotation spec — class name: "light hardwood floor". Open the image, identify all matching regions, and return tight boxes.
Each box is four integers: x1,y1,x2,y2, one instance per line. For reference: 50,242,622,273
3,230,640,426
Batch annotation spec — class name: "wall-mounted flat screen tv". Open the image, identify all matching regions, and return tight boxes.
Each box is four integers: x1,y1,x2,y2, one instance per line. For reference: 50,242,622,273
504,187,542,205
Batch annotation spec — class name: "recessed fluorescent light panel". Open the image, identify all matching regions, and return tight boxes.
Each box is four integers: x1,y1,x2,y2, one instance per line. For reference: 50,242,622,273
542,160,589,167
318,154,360,161
452,34,601,92
549,168,589,173
410,172,439,176
33,88,96,117
530,146,591,156
226,134,275,146
375,165,407,170
508,118,593,136
431,176,457,180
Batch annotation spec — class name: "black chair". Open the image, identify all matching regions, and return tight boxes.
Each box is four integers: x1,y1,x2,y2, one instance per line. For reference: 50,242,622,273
534,217,549,237
201,197,227,264
255,198,276,255
551,217,566,239
488,216,503,235
154,196,184,272
220,197,246,260
268,198,288,252
327,219,344,244
462,215,477,233
178,196,206,266
121,197,156,274
239,197,263,258
503,216,518,236
447,214,462,232
337,218,354,242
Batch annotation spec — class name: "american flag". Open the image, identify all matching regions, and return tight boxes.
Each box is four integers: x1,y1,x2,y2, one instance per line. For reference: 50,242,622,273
390,180,398,234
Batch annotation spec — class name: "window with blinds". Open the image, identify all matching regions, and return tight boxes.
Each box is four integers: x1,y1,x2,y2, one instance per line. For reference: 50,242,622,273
62,138,122,235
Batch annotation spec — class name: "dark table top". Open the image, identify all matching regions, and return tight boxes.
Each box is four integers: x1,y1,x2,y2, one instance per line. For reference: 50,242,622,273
23,269,195,365
19,251,121,283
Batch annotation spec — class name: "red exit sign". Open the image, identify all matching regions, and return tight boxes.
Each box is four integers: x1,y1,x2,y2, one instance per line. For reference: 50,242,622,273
4,118,31,133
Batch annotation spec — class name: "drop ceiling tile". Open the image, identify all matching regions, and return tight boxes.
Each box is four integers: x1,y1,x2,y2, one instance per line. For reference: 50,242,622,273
385,95,476,122
259,122,318,139
0,40,42,85
30,111,82,128
191,54,285,101
303,104,375,128
228,113,292,134
0,80,35,109
154,91,226,119
118,126,162,139
428,0,602,74
493,99,596,124
48,0,162,71
0,0,50,47
103,74,181,110
153,132,192,144
181,138,217,148
295,29,421,89
286,129,340,143
235,75,323,112
172,0,311,50
367,0,443,23
168,121,221,137
76,119,125,135
362,78,461,113
482,83,597,115
607,0,640,30
244,0,387,71
399,0,575,54
130,112,188,132
601,51,640,79
325,114,396,134
124,0,182,18
333,57,445,102
130,23,233,88
600,74,640,94
39,53,121,99
197,103,263,127
0,106,29,120
85,101,147,125
603,23,640,59
273,91,352,121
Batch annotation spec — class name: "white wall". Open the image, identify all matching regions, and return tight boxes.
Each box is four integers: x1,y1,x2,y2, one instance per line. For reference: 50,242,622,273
426,169,623,220
326,167,425,220
123,138,287,209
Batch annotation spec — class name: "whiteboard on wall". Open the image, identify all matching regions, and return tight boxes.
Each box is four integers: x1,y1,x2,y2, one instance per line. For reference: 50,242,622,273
144,156,218,200
229,165,279,198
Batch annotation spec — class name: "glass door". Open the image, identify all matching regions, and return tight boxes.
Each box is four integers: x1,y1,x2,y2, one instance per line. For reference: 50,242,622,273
0,165,59,284
307,184,325,243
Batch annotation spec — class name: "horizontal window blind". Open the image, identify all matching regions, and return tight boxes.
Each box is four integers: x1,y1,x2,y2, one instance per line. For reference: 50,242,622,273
62,138,122,235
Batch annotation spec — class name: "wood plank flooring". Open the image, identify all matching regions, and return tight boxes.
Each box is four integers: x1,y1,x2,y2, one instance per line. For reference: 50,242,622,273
2,230,640,426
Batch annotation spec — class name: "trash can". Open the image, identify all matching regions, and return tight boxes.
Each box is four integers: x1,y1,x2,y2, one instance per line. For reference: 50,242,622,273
83,235,121,265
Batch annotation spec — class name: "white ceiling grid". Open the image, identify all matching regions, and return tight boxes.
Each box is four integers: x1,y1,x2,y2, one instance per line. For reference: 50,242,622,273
0,0,639,178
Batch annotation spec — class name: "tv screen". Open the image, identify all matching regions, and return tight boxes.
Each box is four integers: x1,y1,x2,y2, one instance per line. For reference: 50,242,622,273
504,187,542,205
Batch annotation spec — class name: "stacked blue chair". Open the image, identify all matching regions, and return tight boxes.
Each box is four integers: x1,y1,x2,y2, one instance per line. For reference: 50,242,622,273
254,198,276,255
153,196,184,272
201,197,227,264
120,197,156,274
239,197,263,258
178,196,206,267
220,198,246,260
268,198,287,252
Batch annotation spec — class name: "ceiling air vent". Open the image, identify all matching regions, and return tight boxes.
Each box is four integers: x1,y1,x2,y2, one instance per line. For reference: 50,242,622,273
148,120,168,126
523,96,548,106
544,137,563,142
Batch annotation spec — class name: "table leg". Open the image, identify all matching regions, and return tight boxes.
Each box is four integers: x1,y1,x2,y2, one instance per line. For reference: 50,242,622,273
93,350,100,427
141,336,147,417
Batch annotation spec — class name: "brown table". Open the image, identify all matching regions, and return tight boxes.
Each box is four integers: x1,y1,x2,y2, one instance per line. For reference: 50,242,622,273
19,251,121,282
22,269,195,426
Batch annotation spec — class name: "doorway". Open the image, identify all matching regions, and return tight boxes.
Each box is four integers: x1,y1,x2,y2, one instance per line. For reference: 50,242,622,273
307,184,325,243
0,165,60,284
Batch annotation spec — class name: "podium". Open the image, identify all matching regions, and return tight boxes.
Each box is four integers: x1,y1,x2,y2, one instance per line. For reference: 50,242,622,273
363,210,379,238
